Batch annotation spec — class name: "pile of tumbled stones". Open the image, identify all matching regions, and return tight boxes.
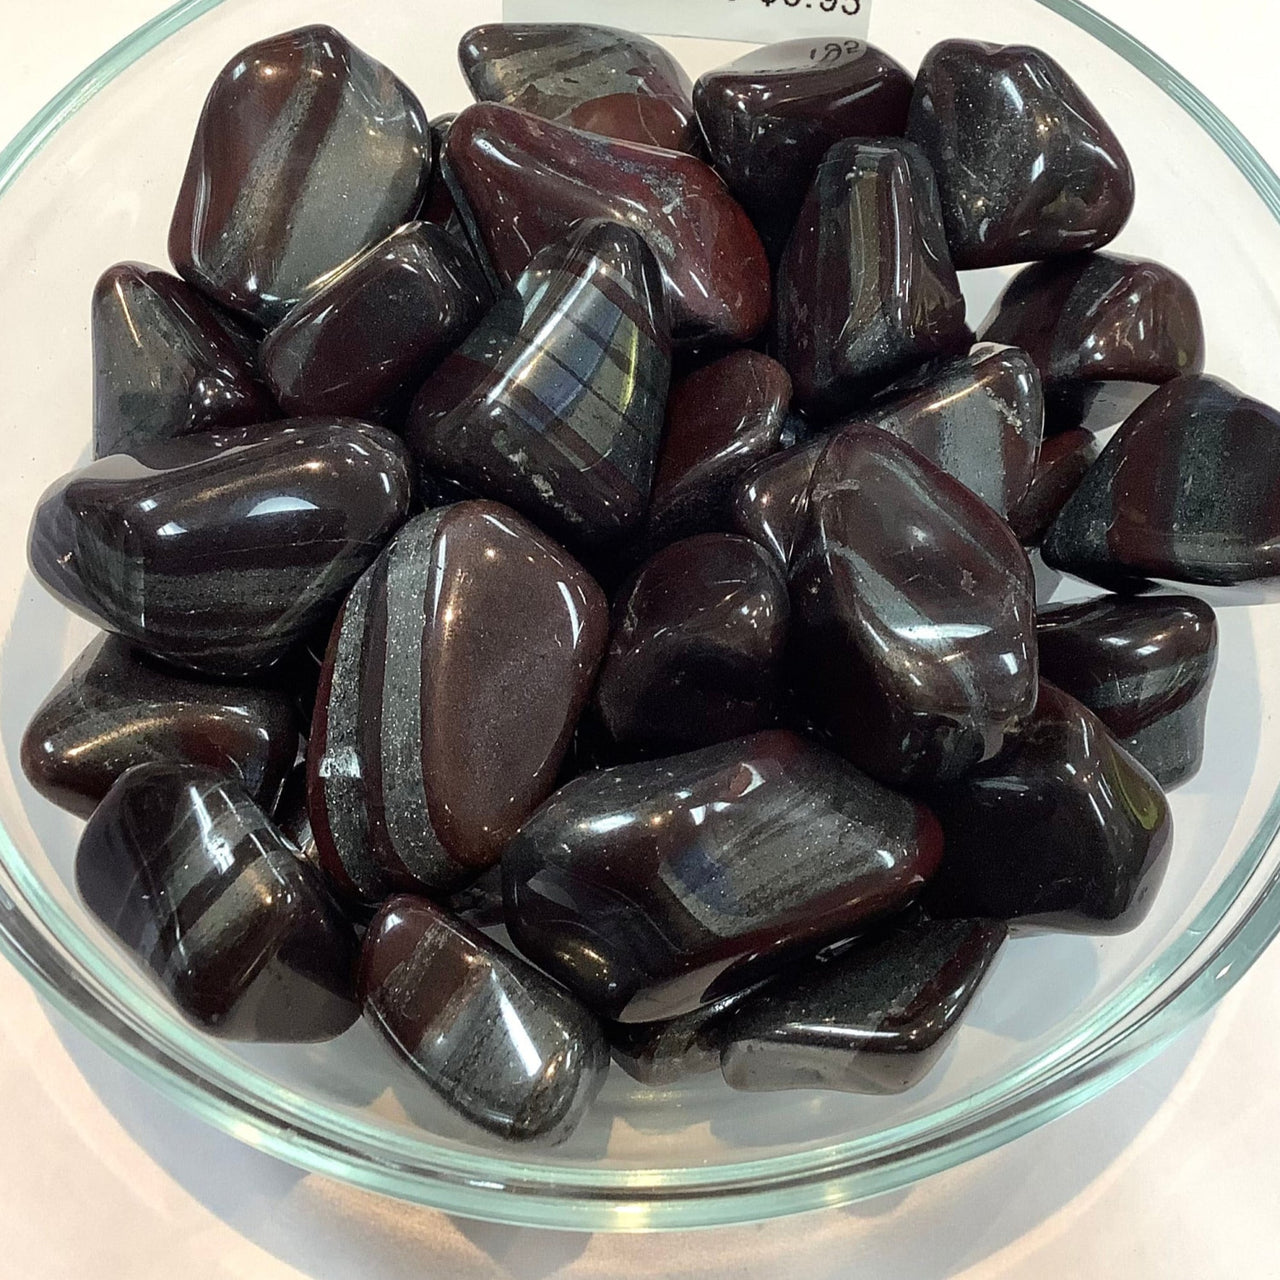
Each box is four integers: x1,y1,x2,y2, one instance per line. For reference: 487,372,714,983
22,22,1260,1145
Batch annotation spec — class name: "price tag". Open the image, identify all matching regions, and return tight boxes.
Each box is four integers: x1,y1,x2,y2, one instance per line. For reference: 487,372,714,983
501,0,871,43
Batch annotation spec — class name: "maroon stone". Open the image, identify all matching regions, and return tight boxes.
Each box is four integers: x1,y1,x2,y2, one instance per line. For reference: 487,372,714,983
729,435,827,569
1008,427,1100,544
442,103,771,344
789,426,1038,786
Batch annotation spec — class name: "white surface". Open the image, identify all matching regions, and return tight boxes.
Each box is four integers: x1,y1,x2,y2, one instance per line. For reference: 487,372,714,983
3,1,1280,1275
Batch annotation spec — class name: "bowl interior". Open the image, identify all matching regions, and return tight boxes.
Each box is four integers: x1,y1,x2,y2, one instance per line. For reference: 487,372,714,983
1,0,1279,1227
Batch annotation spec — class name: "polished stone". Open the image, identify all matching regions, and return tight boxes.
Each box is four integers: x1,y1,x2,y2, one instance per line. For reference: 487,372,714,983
92,263,274,459
925,682,1172,932
421,114,459,224
309,501,607,902
1007,427,1100,544
502,729,944,1022
720,917,1005,1094
848,343,1044,517
360,895,606,1144
693,37,913,260
442,103,770,344
405,220,670,546
729,435,827,568
1037,594,1217,786
1042,375,1280,585
28,419,413,676
77,763,358,1040
647,351,791,546
261,223,490,420
22,633,298,820
775,138,967,414
594,534,789,756
459,23,694,151
789,426,1038,786
907,41,1135,269
169,25,430,326
980,253,1204,428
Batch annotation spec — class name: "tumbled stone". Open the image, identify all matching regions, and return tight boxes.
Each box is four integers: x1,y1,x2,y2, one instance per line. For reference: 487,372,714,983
980,253,1204,431
502,729,943,1022
907,41,1134,270
459,23,694,151
261,223,490,420
730,435,827,568
775,138,968,414
309,501,607,902
28,420,412,677
21,633,297,819
720,917,1005,1094
421,114,459,224
594,534,789,756
846,343,1044,517
405,220,670,546
1007,427,1100,544
77,763,358,1040
360,895,606,1144
789,426,1038,786
646,351,790,546
925,682,1172,932
92,263,274,459
693,37,914,259
1037,594,1217,787
1042,375,1280,585
169,25,430,326
442,103,770,344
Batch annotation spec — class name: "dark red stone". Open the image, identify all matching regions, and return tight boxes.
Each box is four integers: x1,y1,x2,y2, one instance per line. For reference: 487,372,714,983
459,23,695,151
775,138,967,414
594,534,789,756
925,682,1172,933
789,426,1038,786
1007,427,1100,544
502,729,944,1021
309,501,608,902
729,435,827,568
168,25,430,326
261,223,490,420
1042,375,1280,586
646,350,791,544
442,103,771,345
693,37,913,260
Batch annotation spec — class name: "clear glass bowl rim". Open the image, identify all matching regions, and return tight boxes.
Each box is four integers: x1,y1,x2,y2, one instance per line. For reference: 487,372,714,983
2,0,1279,1232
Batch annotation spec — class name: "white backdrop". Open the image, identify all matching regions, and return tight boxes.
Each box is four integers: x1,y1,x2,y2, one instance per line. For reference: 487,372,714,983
3,1,1279,1275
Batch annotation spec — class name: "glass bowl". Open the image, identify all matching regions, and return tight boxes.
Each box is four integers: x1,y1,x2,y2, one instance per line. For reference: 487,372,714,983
2,0,1279,1233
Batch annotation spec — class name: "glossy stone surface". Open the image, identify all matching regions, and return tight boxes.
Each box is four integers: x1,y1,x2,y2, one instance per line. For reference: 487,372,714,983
443,103,770,344
848,343,1044,517
789,427,1038,786
28,419,413,677
1037,595,1217,786
1042,375,1280,585
925,682,1172,933
405,221,670,546
169,25,430,326
693,38,914,260
1007,427,1100,544
92,263,274,459
980,254,1205,425
594,534,789,756
77,763,358,1040
309,501,607,902
261,223,490,420
421,114,459,224
22,633,297,820
907,41,1134,270
729,435,826,569
359,895,606,1144
775,139,967,414
502,729,944,1022
721,917,1005,1094
646,351,791,545
459,23,695,151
